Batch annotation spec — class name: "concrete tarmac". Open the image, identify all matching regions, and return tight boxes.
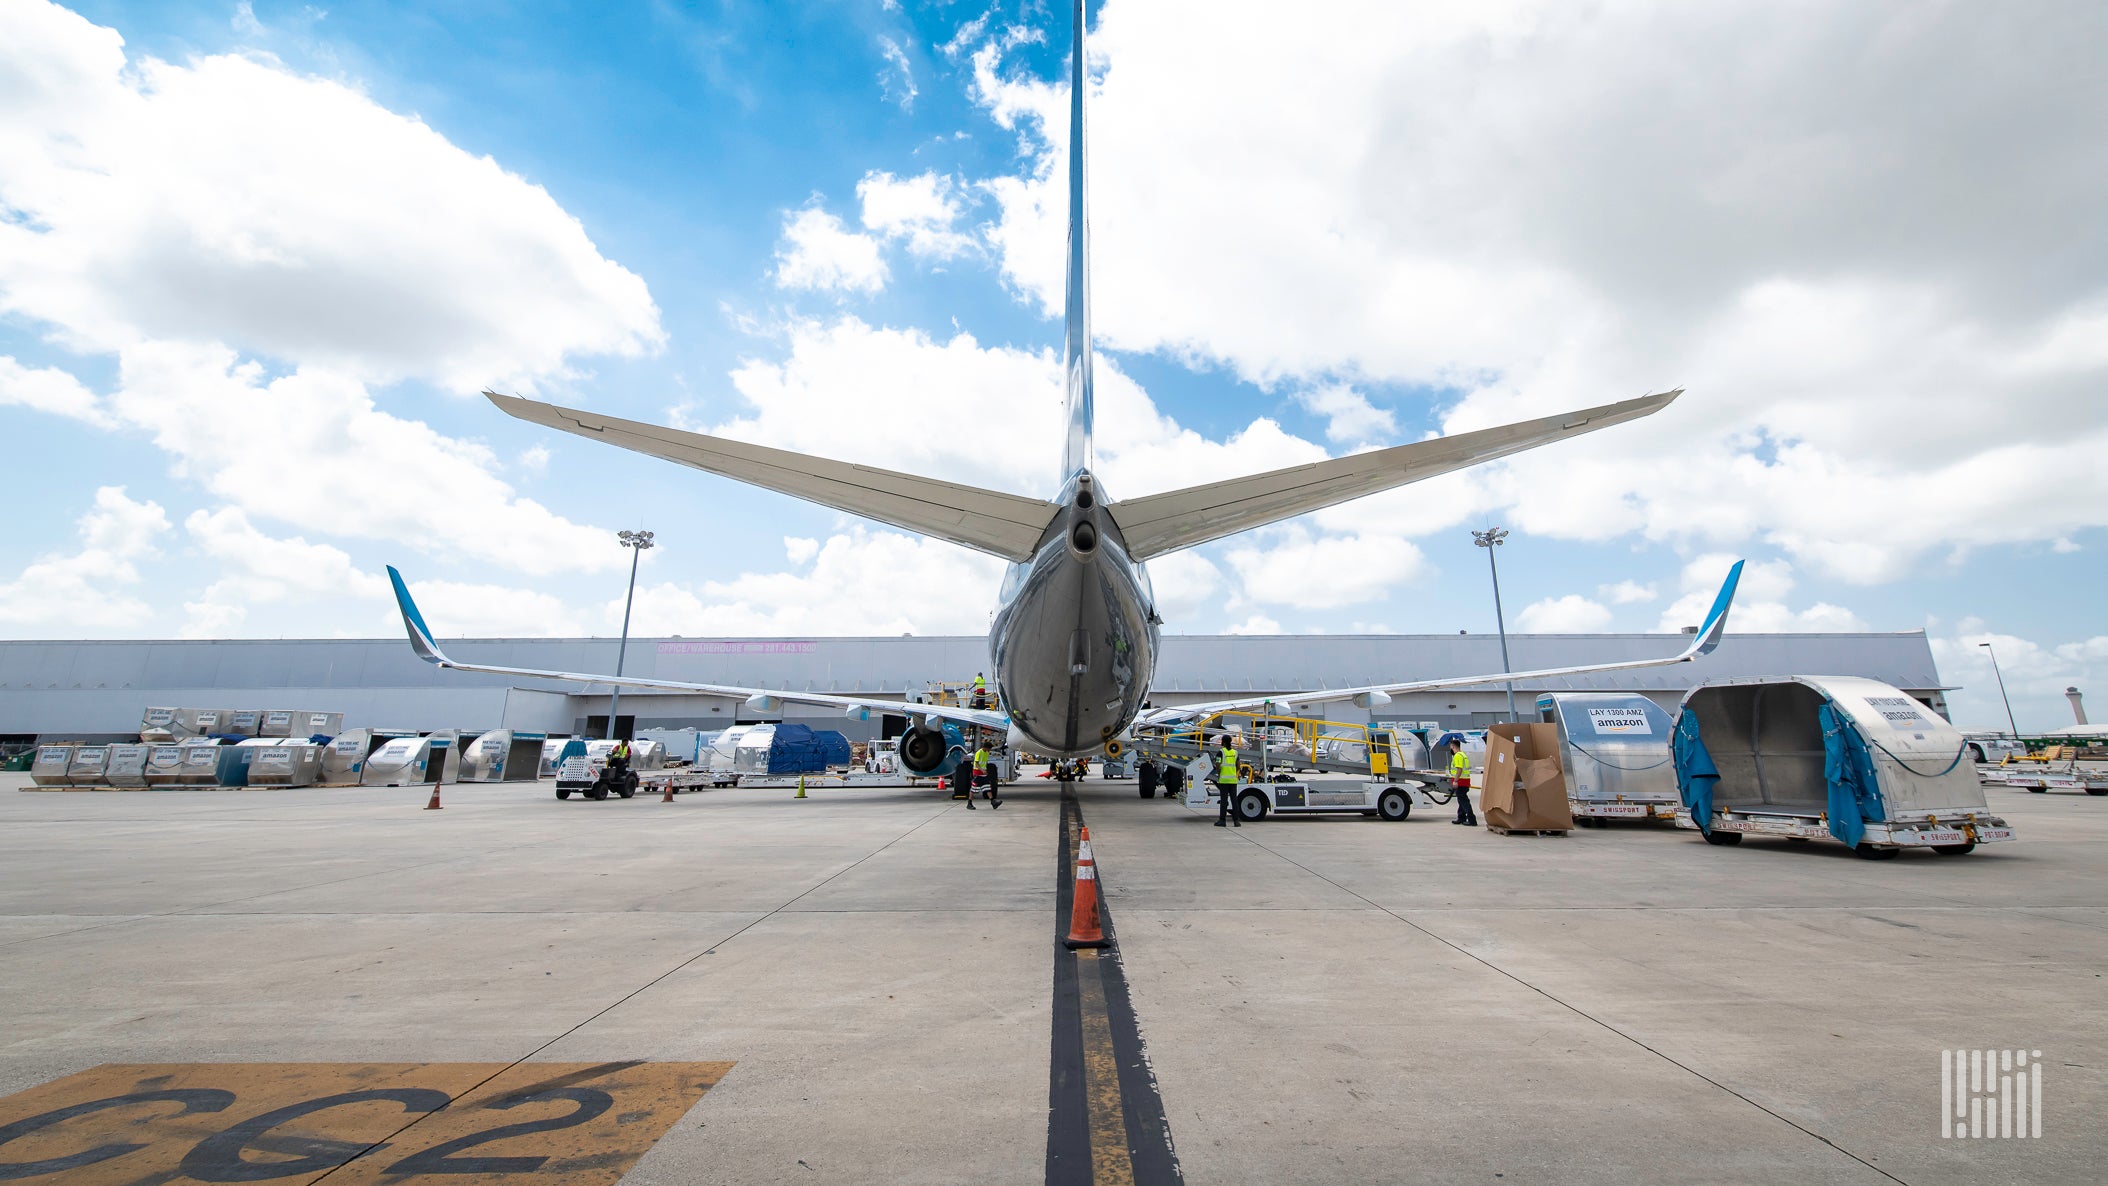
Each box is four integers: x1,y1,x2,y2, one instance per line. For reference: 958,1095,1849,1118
1,771,2102,1184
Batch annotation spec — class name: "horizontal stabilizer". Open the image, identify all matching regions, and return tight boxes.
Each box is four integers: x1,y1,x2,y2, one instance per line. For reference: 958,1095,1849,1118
1106,390,1679,560
486,392,1056,562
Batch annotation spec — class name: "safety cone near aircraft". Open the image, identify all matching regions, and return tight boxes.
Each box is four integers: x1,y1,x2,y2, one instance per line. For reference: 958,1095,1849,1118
423,785,442,811
661,779,675,803
795,775,807,799
1064,826,1108,949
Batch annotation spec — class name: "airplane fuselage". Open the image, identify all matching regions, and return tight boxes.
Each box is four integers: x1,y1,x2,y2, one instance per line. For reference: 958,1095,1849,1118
989,470,1161,756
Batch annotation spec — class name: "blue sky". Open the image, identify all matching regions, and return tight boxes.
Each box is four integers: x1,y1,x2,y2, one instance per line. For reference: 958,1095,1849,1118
1,0,2103,733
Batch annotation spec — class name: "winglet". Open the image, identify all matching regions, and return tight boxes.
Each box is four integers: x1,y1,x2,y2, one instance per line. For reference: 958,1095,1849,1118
387,566,450,666
1683,559,1743,659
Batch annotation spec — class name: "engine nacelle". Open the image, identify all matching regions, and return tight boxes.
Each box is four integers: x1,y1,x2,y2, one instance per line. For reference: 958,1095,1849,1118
898,721,966,778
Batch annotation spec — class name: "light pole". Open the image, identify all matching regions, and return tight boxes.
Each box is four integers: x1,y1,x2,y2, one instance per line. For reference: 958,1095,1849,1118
607,529,655,739
1473,527,1517,720
1978,641,2019,739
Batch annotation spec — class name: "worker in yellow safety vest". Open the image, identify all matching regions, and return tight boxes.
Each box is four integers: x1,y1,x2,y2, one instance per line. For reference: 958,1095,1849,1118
971,673,988,709
968,743,1002,809
1449,743,1477,826
1214,736,1241,828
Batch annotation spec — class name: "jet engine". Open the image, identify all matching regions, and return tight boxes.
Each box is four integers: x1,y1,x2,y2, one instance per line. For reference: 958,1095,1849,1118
898,720,966,778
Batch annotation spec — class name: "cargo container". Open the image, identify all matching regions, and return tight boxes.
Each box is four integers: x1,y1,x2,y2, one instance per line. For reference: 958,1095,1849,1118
319,729,411,785
458,729,545,782
64,745,112,786
242,740,323,786
104,744,152,787
1673,676,2015,858
361,736,440,787
1537,693,1680,824
29,744,76,787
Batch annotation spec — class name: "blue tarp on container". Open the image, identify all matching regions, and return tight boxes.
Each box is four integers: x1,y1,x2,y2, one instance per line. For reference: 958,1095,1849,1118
1671,710,1720,833
1818,702,1885,848
762,724,852,774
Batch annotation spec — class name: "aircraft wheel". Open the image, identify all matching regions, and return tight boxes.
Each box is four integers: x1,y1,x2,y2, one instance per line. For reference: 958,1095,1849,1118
1140,787,1156,799
1702,830,1743,846
1235,790,1269,822
1377,788,1410,821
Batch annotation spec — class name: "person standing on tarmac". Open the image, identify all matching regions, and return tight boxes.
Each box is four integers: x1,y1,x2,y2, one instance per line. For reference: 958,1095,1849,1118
1449,742,1477,826
1213,735,1242,827
971,673,988,709
974,742,1003,808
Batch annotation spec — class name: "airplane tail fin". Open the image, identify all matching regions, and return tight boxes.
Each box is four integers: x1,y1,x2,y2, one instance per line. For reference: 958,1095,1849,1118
1059,0,1093,481
1106,390,1681,560
485,393,1056,562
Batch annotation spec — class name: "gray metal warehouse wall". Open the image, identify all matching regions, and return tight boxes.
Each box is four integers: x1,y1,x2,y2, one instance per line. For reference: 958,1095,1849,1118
0,631,1945,740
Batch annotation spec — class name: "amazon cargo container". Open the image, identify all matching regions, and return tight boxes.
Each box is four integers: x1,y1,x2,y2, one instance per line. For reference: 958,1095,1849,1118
1673,676,2015,858
1538,693,1680,823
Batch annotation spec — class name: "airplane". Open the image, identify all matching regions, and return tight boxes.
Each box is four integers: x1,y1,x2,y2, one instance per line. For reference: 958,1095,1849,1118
387,0,1743,780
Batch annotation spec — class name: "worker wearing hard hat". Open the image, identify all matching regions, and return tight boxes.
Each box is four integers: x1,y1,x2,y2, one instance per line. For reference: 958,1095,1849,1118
1213,735,1241,828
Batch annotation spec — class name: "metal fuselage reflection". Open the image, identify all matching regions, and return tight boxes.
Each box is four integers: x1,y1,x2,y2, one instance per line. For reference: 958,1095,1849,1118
989,471,1160,756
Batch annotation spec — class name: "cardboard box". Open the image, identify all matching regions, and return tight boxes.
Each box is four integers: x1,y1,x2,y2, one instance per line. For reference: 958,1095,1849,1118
1482,723,1574,831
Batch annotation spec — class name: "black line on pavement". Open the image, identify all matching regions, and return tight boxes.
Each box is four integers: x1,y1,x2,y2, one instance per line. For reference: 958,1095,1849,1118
1045,786,1182,1186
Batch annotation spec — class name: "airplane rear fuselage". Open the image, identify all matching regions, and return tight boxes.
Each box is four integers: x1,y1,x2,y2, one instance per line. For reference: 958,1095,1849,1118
990,470,1160,756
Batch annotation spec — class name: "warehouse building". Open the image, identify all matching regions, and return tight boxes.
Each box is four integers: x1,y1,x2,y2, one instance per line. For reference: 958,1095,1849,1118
0,630,1948,744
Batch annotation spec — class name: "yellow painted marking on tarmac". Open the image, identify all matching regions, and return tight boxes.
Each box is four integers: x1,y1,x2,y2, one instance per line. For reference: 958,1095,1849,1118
0,1061,731,1185
1075,949,1136,1186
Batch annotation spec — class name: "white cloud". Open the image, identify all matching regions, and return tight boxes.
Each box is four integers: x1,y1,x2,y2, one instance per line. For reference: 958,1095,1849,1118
0,355,111,426
877,36,917,111
784,536,820,565
180,506,389,636
1225,527,1426,610
958,1,2108,581
1292,384,1395,445
1598,579,1657,605
0,1,651,599
1656,553,1866,633
858,171,976,259
0,486,169,630
701,314,1332,503
1932,623,2108,733
773,206,888,294
619,527,1004,636
1517,594,1612,633
107,341,619,575
1142,551,1221,621
0,1,662,390
407,579,588,638
1225,614,1281,636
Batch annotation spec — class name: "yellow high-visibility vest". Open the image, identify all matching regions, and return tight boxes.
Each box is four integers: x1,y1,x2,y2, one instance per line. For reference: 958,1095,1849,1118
1450,748,1471,775
1219,746,1240,781
974,746,991,771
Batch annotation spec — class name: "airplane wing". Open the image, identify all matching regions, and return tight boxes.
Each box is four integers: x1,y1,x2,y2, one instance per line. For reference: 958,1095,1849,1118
388,568,1011,732
1106,391,1679,561
485,392,1056,563
1136,560,1743,726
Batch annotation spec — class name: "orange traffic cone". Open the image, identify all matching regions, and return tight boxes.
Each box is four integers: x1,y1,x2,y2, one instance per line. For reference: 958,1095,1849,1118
661,780,675,803
1063,825,1108,949
423,784,442,810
